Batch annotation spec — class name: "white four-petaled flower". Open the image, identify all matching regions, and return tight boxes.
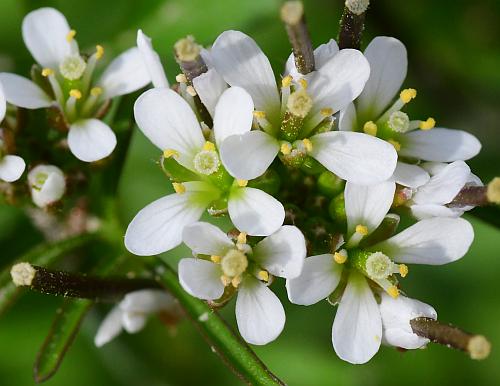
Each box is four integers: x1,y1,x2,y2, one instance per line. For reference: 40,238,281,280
27,164,66,207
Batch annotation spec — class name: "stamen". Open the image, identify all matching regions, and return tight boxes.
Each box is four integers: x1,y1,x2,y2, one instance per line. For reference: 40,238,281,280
355,224,368,235
346,224,369,248
41,68,54,77
66,29,76,42
487,177,500,204
377,88,417,125
210,255,221,263
186,85,197,96
320,108,333,117
202,141,216,151
237,232,247,245
302,138,313,152
69,89,82,100
298,78,308,89
388,111,410,133
163,149,180,159
172,182,186,194
91,87,103,97
280,142,292,155
231,276,242,288
253,110,273,132
387,285,399,298
363,121,377,136
400,88,417,104
176,73,188,83
281,75,293,88
334,249,348,264
399,264,409,278
95,45,104,60
419,117,436,130
237,179,248,187
287,89,313,118
257,270,269,282
388,139,401,152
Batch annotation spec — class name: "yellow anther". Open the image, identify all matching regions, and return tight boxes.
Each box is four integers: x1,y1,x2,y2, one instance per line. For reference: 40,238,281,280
231,275,242,288
257,270,269,282
69,89,82,99
320,108,334,117
399,264,409,278
280,142,292,155
387,285,400,298
298,78,308,89
220,275,231,286
163,149,179,158
400,88,417,104
186,85,197,96
66,29,76,42
175,73,187,83
302,138,313,152
334,251,347,264
237,179,248,187
388,139,401,152
253,111,266,119
172,182,186,195
95,45,104,59
355,224,369,236
211,255,221,263
202,141,216,151
363,121,378,136
419,117,435,130
237,232,247,245
487,177,500,204
41,68,54,77
90,87,103,97
281,75,293,88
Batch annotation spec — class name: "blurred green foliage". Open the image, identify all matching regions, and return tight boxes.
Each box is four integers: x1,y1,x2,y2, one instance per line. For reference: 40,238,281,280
1,0,499,385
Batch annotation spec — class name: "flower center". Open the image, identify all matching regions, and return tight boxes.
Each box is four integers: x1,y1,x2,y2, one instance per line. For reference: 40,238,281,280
287,89,313,118
388,111,410,133
193,149,220,175
221,249,248,278
365,252,393,280
32,172,49,191
59,55,86,80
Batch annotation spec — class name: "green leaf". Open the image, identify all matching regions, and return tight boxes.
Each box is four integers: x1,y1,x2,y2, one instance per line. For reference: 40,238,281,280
0,233,97,317
33,298,92,383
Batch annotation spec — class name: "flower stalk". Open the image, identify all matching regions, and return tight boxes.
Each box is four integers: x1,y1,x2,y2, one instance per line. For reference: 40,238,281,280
338,0,369,50
410,317,491,360
281,1,315,74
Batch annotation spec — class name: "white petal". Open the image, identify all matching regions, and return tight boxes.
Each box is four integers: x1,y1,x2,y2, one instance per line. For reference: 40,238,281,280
332,272,382,364
99,47,151,99
356,36,407,119
345,180,395,235
286,254,343,305
380,293,437,349
307,49,370,118
393,162,430,188
228,187,284,236
409,204,462,220
236,276,285,345
28,164,65,207
178,258,225,300
0,81,6,121
338,102,357,131
124,185,212,256
374,217,474,265
134,88,204,170
253,225,306,279
310,131,397,184
0,155,26,182
220,131,279,180
0,73,52,109
193,68,228,118
182,221,234,256
122,312,147,334
136,30,169,88
213,87,254,147
68,119,116,162
285,39,339,79
413,161,470,205
22,7,71,68
211,30,280,123
120,289,175,314
94,306,123,347
400,128,481,162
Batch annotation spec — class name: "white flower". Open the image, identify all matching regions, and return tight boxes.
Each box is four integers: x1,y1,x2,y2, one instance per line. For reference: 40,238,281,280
178,222,306,345
125,86,285,256
286,180,474,363
27,164,65,207
0,137,26,184
406,161,482,219
210,30,397,184
339,36,481,188
379,293,437,349
94,289,180,347
0,8,151,162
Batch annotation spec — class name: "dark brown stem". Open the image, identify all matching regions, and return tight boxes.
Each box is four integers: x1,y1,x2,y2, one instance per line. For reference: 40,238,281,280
174,36,213,127
281,1,315,74
338,2,368,50
410,317,491,360
448,186,488,208
11,263,161,302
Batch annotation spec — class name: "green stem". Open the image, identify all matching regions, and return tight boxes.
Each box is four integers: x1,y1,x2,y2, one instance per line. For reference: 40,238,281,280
154,261,285,386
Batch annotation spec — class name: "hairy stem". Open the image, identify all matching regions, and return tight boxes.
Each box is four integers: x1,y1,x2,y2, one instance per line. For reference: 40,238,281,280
338,1,369,50
410,317,491,360
448,186,488,208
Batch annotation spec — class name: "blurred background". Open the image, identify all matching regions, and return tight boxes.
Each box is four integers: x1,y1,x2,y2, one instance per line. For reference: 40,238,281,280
1,0,499,385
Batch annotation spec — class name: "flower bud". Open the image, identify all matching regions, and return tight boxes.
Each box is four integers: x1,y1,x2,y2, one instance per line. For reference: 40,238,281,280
27,164,66,208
